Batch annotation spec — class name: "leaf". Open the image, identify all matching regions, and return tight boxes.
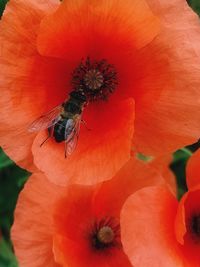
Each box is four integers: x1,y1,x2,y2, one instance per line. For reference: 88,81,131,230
0,0,8,18
0,149,13,169
171,148,192,199
0,238,18,267
188,0,200,15
0,149,29,266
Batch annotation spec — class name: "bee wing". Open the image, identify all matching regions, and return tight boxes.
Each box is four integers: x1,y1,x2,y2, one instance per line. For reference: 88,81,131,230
65,117,81,156
28,105,63,132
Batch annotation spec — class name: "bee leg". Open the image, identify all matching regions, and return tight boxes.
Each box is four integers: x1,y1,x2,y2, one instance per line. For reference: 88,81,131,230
81,119,91,131
40,127,52,147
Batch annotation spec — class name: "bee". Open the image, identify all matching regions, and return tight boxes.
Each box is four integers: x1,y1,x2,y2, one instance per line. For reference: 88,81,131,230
28,90,87,158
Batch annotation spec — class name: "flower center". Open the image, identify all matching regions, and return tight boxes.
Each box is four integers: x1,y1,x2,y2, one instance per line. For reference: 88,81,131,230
91,218,121,251
72,57,118,101
97,226,114,244
191,215,200,237
84,69,104,91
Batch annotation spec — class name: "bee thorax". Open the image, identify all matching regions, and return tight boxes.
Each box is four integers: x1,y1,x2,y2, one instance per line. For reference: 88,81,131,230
64,101,82,115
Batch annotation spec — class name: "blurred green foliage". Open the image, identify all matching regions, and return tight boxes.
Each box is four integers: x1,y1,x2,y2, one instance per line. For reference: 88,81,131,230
189,0,200,15
0,0,7,17
0,0,200,266
170,148,192,199
0,149,30,266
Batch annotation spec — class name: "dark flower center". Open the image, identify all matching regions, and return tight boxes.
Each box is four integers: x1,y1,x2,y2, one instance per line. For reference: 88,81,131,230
84,69,104,91
97,226,114,244
90,217,121,251
72,57,118,102
191,214,200,237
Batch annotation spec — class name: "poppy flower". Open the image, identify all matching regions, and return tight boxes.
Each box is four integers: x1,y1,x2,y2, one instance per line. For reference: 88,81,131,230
120,150,200,267
11,157,165,267
1,0,200,185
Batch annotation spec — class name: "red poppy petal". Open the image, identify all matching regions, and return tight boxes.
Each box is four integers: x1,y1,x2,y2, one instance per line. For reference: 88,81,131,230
0,0,63,170
121,186,184,267
174,193,187,245
52,156,165,267
11,173,63,267
132,1,200,156
175,188,200,264
53,180,132,267
11,157,166,267
53,184,95,241
186,149,200,190
53,234,132,267
148,155,177,196
93,156,166,218
0,131,37,172
53,156,165,240
32,98,135,185
37,0,159,104
147,0,199,30
37,0,159,59
133,32,200,155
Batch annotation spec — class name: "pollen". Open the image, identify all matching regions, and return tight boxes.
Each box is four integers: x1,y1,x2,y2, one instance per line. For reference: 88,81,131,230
97,226,115,244
72,57,118,102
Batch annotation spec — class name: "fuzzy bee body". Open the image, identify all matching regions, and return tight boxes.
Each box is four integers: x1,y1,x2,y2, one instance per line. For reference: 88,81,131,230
53,91,86,144
29,90,87,157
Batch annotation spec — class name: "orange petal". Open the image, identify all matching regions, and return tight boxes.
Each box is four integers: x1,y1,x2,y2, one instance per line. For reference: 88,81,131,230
149,155,177,196
147,0,200,32
186,149,200,190
0,55,72,170
0,128,37,171
32,99,135,185
0,0,61,170
37,0,159,104
53,157,164,267
53,183,132,267
174,193,188,245
11,157,166,267
93,155,166,217
11,173,63,267
175,187,200,264
37,0,159,58
132,1,200,156
121,186,184,267
53,234,132,267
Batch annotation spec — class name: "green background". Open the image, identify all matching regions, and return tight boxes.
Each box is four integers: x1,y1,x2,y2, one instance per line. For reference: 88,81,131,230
0,0,200,266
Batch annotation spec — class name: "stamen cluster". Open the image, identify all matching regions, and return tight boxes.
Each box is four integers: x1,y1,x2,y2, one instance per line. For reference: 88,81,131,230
90,217,121,251
72,57,118,102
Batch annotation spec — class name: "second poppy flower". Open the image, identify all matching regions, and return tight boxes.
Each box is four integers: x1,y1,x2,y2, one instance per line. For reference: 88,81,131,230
11,157,165,266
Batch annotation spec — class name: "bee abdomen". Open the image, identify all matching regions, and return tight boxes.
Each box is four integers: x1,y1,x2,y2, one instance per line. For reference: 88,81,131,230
53,120,67,143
